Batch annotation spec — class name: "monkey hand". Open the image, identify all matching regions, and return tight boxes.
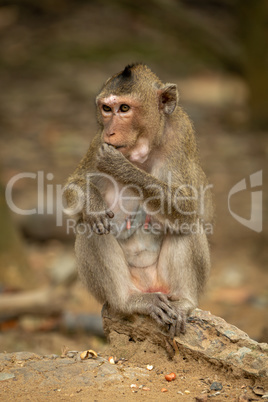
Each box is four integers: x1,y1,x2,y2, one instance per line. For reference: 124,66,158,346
81,206,114,235
167,297,196,336
96,143,128,175
128,293,179,338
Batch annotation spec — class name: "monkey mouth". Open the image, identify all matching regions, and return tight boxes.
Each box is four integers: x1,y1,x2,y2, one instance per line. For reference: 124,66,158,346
106,142,126,150
114,145,125,150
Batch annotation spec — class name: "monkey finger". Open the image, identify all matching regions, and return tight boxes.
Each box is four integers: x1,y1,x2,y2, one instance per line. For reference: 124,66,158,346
180,320,186,335
93,221,108,235
101,143,112,155
103,142,117,152
101,216,111,232
96,152,102,161
92,223,101,234
150,311,168,327
156,296,177,320
179,313,186,334
157,293,173,308
100,144,107,153
158,302,177,321
106,210,114,219
174,313,186,336
162,306,177,321
96,145,107,161
101,143,108,150
153,306,175,326
168,321,177,339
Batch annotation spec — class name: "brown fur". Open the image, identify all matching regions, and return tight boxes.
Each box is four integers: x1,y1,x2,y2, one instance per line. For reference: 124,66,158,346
64,64,213,337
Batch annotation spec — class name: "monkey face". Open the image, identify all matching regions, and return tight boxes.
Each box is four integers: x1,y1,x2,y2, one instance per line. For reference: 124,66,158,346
95,64,179,164
97,94,150,162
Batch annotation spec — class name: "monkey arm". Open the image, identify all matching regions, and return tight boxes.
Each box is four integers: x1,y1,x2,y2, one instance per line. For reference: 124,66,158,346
63,136,115,234
63,151,115,236
63,178,114,234
97,143,199,224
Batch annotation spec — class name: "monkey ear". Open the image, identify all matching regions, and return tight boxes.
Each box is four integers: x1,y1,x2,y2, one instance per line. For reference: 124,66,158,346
159,84,178,115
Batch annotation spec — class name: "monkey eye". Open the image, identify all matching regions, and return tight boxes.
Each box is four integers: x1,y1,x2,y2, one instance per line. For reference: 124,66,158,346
119,104,130,112
102,105,112,112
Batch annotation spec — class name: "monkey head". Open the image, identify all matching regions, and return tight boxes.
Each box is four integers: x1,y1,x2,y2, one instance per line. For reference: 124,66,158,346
96,63,179,164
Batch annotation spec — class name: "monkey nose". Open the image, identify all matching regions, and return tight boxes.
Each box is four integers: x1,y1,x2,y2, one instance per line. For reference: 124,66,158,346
106,132,116,138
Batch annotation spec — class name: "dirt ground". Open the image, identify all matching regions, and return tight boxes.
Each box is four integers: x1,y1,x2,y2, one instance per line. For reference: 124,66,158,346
1,342,267,401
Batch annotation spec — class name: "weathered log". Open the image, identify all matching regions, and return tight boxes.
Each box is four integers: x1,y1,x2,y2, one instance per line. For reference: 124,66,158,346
0,287,67,316
102,305,268,379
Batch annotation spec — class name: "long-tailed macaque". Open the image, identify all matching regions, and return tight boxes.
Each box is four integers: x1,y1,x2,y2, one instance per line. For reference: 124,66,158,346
64,63,213,337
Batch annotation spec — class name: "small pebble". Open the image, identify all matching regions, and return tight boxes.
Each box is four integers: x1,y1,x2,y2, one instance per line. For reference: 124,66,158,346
165,372,176,382
185,390,191,394
130,384,138,393
253,386,265,396
0,373,15,381
195,395,208,402
238,395,249,402
161,388,168,393
209,391,221,397
146,364,153,371
210,381,223,391
142,387,150,391
66,351,77,359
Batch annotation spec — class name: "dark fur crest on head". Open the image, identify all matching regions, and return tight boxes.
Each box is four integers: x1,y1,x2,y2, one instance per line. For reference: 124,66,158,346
120,63,144,78
100,64,140,95
120,65,132,78
98,63,162,98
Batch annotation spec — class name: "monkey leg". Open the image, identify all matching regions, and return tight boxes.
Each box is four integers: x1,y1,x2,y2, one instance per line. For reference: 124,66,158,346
75,232,134,310
75,232,178,330
157,232,211,337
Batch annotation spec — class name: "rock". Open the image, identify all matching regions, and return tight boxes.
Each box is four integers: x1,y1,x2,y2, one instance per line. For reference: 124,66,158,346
102,304,175,360
0,352,122,389
253,386,266,396
102,306,268,379
237,395,249,402
13,352,40,361
210,381,223,391
0,309,267,399
195,395,208,401
176,309,268,378
0,373,15,381
96,363,123,383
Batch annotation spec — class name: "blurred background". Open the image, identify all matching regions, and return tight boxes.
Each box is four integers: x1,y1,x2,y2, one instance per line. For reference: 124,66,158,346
0,0,267,354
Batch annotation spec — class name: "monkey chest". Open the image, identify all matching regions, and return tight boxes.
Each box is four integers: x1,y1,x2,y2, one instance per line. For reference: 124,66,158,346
100,177,164,267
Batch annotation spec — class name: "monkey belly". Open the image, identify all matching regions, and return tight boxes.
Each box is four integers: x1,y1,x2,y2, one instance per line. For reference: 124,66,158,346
129,265,169,294
118,227,167,293
118,226,163,267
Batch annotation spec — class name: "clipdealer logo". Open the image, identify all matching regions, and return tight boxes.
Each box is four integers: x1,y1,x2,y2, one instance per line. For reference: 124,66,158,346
4,170,263,233
228,170,263,233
